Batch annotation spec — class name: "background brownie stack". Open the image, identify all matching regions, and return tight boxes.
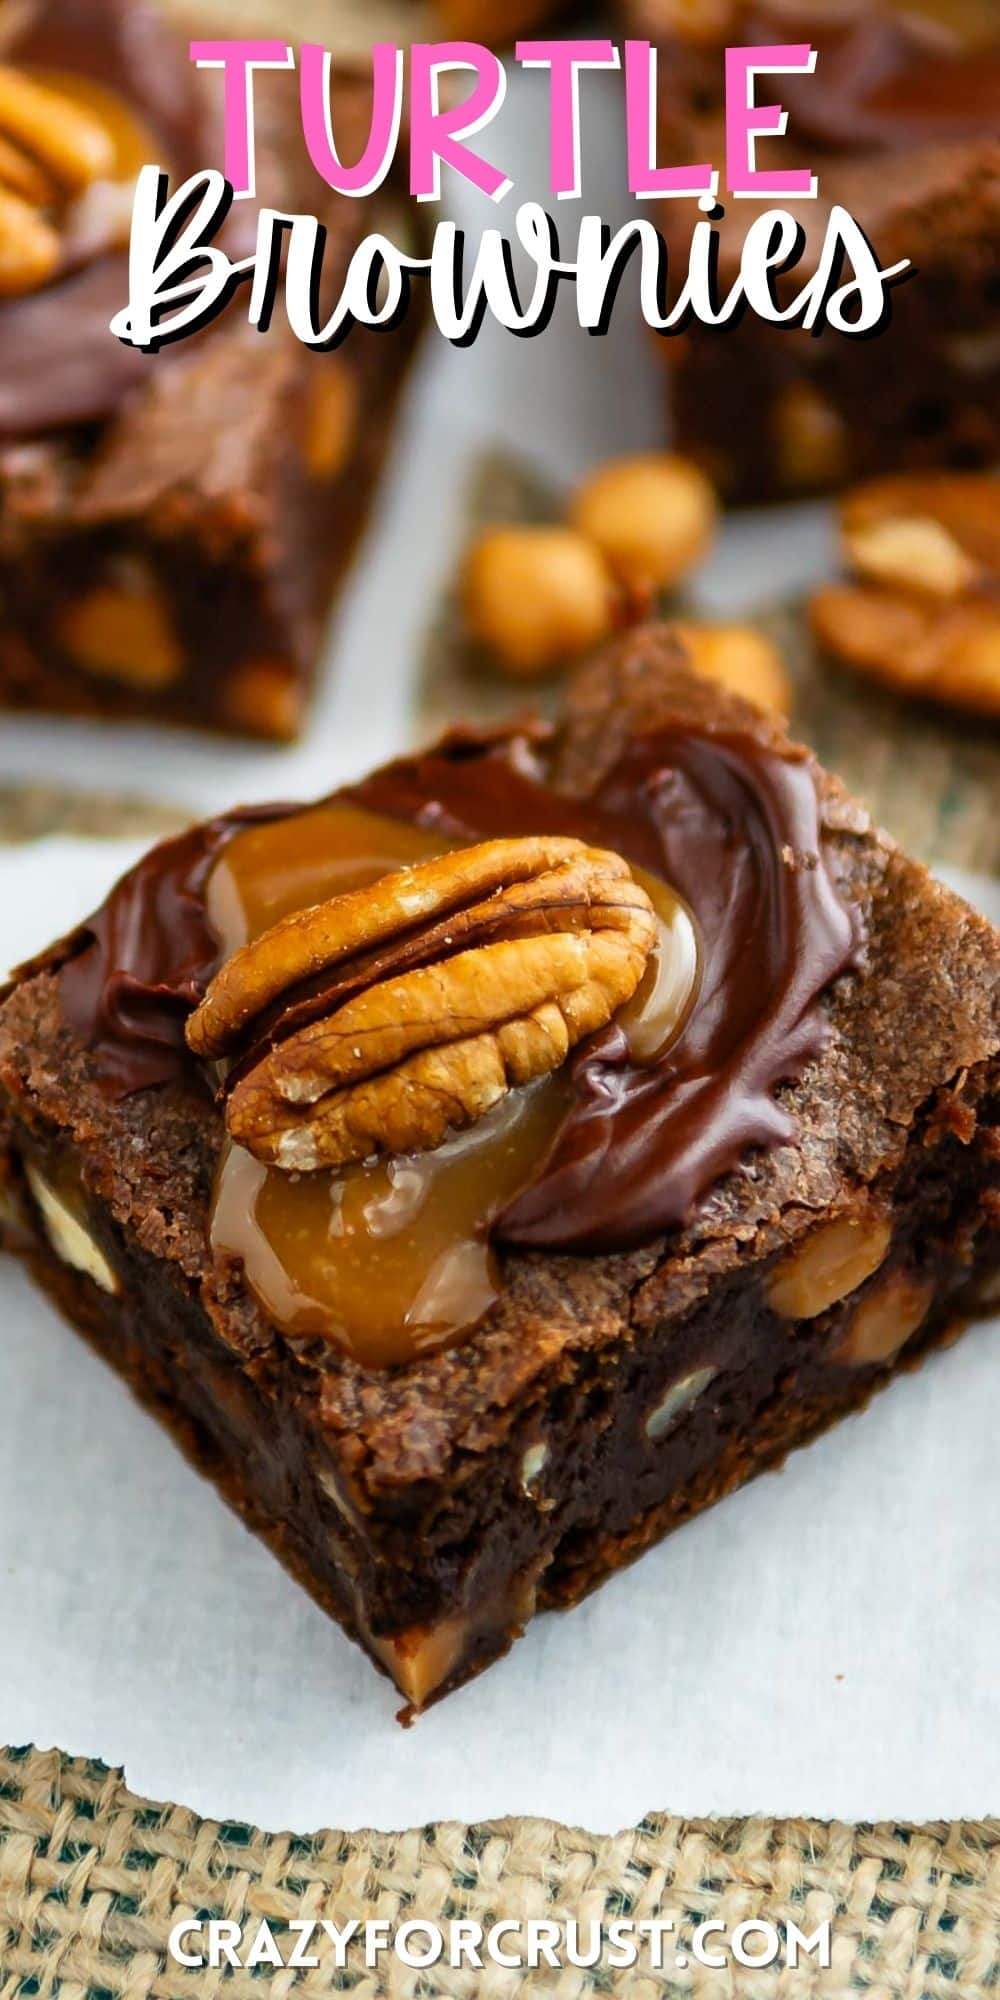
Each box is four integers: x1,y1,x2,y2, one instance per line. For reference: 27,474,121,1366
628,0,1000,501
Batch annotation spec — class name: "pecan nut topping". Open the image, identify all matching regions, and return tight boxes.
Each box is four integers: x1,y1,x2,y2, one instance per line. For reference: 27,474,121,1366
187,836,657,1172
809,474,1000,719
0,62,130,296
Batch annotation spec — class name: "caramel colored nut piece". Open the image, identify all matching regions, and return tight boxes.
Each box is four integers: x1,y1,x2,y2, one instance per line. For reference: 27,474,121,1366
57,578,184,690
836,1270,934,1368
48,71,160,185
0,63,115,194
462,526,615,678
24,1163,119,1296
306,361,359,482
774,381,849,492
368,1615,469,1710
0,184,59,295
768,1210,893,1321
936,619,1000,714
570,453,718,596
190,836,657,1171
810,585,1000,719
812,474,1000,719
671,621,791,716
0,67,152,296
219,661,304,741
0,129,56,206
846,516,979,601
366,1574,539,1707
645,1365,717,1442
841,474,1000,583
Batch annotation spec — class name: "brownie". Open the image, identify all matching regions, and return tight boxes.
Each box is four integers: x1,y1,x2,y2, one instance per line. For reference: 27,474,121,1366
0,0,424,739
1,627,998,1712
632,0,1000,501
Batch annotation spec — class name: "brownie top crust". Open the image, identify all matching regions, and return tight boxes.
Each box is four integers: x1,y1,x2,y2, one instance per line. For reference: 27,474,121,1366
2,630,999,1485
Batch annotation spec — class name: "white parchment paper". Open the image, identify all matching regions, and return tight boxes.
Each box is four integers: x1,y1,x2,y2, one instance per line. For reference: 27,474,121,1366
0,68,996,1833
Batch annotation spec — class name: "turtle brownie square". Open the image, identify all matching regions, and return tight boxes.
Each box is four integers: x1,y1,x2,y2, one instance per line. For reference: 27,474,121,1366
0,0,423,739
0,627,997,1710
630,0,1000,501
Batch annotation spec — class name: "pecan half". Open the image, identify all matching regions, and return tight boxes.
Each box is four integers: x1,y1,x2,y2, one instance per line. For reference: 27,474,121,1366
187,837,657,1172
810,474,1000,719
0,65,115,196
0,63,123,295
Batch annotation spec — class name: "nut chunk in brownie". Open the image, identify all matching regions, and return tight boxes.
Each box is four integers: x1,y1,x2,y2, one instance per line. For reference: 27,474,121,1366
1,629,998,1710
631,0,1000,500
0,0,423,739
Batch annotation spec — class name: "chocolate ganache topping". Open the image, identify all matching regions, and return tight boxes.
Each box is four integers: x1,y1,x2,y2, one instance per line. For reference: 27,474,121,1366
54,708,860,1257
56,805,291,1094
743,2,1000,154
0,0,201,439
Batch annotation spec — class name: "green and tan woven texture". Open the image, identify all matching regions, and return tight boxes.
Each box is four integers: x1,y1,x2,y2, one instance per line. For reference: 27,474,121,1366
1,1748,999,1997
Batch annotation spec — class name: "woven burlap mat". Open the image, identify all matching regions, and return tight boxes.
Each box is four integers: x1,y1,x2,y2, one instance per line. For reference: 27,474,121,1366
1,1746,999,1996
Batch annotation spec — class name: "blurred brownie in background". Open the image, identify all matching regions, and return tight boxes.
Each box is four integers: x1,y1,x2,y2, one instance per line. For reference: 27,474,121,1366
631,1,1000,502
0,0,424,739
433,0,567,38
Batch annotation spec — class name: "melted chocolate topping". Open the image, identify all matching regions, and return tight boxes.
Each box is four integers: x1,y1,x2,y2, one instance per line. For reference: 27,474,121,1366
0,0,201,439
54,722,860,1255
56,805,289,1093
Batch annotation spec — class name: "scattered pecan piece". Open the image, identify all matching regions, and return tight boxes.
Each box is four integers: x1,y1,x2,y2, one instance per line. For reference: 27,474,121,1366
0,64,116,197
809,473,1000,719
187,837,657,1172
669,620,790,716
0,63,131,295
